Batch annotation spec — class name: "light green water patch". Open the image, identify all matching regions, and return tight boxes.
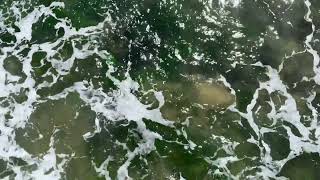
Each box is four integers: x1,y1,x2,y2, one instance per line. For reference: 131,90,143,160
15,93,95,151
3,56,24,77
15,93,98,178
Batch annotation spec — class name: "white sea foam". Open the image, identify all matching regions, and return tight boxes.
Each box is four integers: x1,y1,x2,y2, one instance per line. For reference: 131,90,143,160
304,0,320,84
0,0,319,179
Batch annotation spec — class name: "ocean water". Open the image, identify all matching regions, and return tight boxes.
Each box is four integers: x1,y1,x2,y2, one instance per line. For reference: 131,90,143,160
1,0,320,179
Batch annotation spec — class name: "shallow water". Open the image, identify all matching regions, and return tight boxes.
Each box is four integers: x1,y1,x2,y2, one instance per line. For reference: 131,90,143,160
1,0,320,179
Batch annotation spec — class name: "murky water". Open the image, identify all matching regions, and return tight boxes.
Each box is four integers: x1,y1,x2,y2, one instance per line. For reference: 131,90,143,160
1,0,320,179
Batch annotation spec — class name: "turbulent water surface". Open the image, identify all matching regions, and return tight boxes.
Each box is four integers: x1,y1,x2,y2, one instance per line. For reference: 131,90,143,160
1,0,320,179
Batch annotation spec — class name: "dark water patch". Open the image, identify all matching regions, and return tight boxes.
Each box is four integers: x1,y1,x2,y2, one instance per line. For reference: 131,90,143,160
280,53,315,87
212,112,251,143
0,31,16,44
235,142,260,158
279,153,320,180
263,132,290,160
155,140,210,179
31,15,64,44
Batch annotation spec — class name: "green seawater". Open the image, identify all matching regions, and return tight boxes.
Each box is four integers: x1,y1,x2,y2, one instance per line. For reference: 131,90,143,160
1,0,320,179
